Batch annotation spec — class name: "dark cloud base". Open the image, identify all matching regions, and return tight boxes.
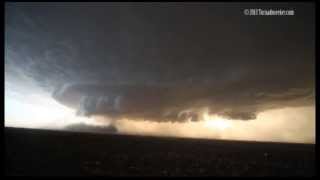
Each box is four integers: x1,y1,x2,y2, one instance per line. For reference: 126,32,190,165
64,123,118,134
52,83,314,122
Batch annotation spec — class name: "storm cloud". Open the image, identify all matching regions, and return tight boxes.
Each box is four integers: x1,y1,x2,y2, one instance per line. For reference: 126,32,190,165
64,123,118,134
5,3,315,123
52,82,313,122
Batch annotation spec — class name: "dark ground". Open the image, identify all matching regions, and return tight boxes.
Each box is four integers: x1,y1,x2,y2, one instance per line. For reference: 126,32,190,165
5,127,315,176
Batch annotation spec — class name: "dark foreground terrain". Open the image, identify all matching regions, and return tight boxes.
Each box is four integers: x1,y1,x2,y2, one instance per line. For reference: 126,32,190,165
5,127,315,176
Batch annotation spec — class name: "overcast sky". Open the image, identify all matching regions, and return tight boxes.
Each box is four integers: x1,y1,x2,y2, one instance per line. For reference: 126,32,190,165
5,3,315,143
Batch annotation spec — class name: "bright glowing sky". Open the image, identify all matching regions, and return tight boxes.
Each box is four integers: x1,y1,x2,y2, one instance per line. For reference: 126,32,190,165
5,92,315,144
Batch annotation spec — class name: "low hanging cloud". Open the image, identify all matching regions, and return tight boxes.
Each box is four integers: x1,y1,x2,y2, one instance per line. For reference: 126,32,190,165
114,106,315,144
64,123,118,134
52,82,314,122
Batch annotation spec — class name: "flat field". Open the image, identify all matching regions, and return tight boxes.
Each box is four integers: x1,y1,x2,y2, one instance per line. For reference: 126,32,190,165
5,127,315,176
